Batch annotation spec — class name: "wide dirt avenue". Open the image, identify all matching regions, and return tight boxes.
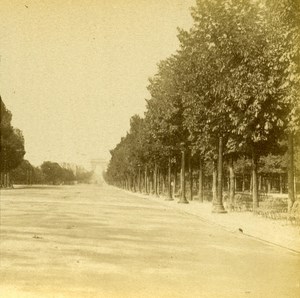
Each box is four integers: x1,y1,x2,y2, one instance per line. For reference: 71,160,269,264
0,184,299,298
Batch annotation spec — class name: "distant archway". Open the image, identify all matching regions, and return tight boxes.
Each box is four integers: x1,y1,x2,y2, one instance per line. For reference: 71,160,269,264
90,159,107,184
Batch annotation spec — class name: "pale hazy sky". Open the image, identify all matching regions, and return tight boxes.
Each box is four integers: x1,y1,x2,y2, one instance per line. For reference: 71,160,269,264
0,0,194,168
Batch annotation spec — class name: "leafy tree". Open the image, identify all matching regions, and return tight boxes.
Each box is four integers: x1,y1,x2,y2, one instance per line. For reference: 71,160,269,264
41,161,64,185
10,159,34,184
75,167,93,183
146,55,189,198
178,0,295,209
5,128,26,171
265,0,300,209
106,0,299,214
0,97,25,186
176,0,270,210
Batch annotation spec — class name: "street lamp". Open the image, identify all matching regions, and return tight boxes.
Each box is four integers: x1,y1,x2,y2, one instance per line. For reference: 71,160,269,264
178,142,188,204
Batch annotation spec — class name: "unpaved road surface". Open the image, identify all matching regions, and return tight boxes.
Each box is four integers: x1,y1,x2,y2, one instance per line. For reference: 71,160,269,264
0,185,299,298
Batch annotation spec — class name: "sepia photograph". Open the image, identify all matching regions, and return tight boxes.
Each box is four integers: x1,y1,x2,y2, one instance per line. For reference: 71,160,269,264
0,0,299,297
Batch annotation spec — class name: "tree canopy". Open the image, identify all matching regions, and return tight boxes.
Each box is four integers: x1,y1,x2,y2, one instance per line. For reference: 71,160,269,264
0,97,25,173
105,0,299,208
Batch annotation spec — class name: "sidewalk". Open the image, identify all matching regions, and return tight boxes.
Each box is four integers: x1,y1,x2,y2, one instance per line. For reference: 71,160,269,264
122,189,300,253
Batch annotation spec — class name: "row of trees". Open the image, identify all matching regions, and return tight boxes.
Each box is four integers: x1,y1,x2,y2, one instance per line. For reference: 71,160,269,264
1,97,93,187
105,0,300,212
0,97,26,187
10,160,93,185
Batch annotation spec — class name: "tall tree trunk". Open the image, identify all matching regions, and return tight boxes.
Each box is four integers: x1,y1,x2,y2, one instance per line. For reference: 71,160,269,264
134,175,137,192
189,153,193,201
179,147,188,203
258,175,262,191
157,167,160,196
234,176,237,192
142,171,145,192
162,174,166,195
166,156,173,200
288,133,295,212
252,148,259,210
143,171,146,192
144,167,147,194
129,176,132,191
279,174,283,194
228,157,235,211
226,177,229,192
212,160,217,204
267,176,271,194
212,136,226,213
242,173,245,192
149,171,153,194
138,167,141,192
154,164,157,196
173,165,177,199
198,158,203,202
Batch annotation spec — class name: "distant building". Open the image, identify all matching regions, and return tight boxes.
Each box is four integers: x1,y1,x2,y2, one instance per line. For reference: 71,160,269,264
90,158,107,184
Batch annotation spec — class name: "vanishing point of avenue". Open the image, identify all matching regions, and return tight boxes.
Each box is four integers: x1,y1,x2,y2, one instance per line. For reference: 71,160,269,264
0,1,300,297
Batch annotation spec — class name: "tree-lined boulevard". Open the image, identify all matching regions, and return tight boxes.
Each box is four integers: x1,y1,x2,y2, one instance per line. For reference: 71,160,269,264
0,184,299,298
105,0,300,216
0,0,300,297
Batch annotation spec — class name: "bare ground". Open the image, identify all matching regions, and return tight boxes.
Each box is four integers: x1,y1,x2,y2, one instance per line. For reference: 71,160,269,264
0,185,299,298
